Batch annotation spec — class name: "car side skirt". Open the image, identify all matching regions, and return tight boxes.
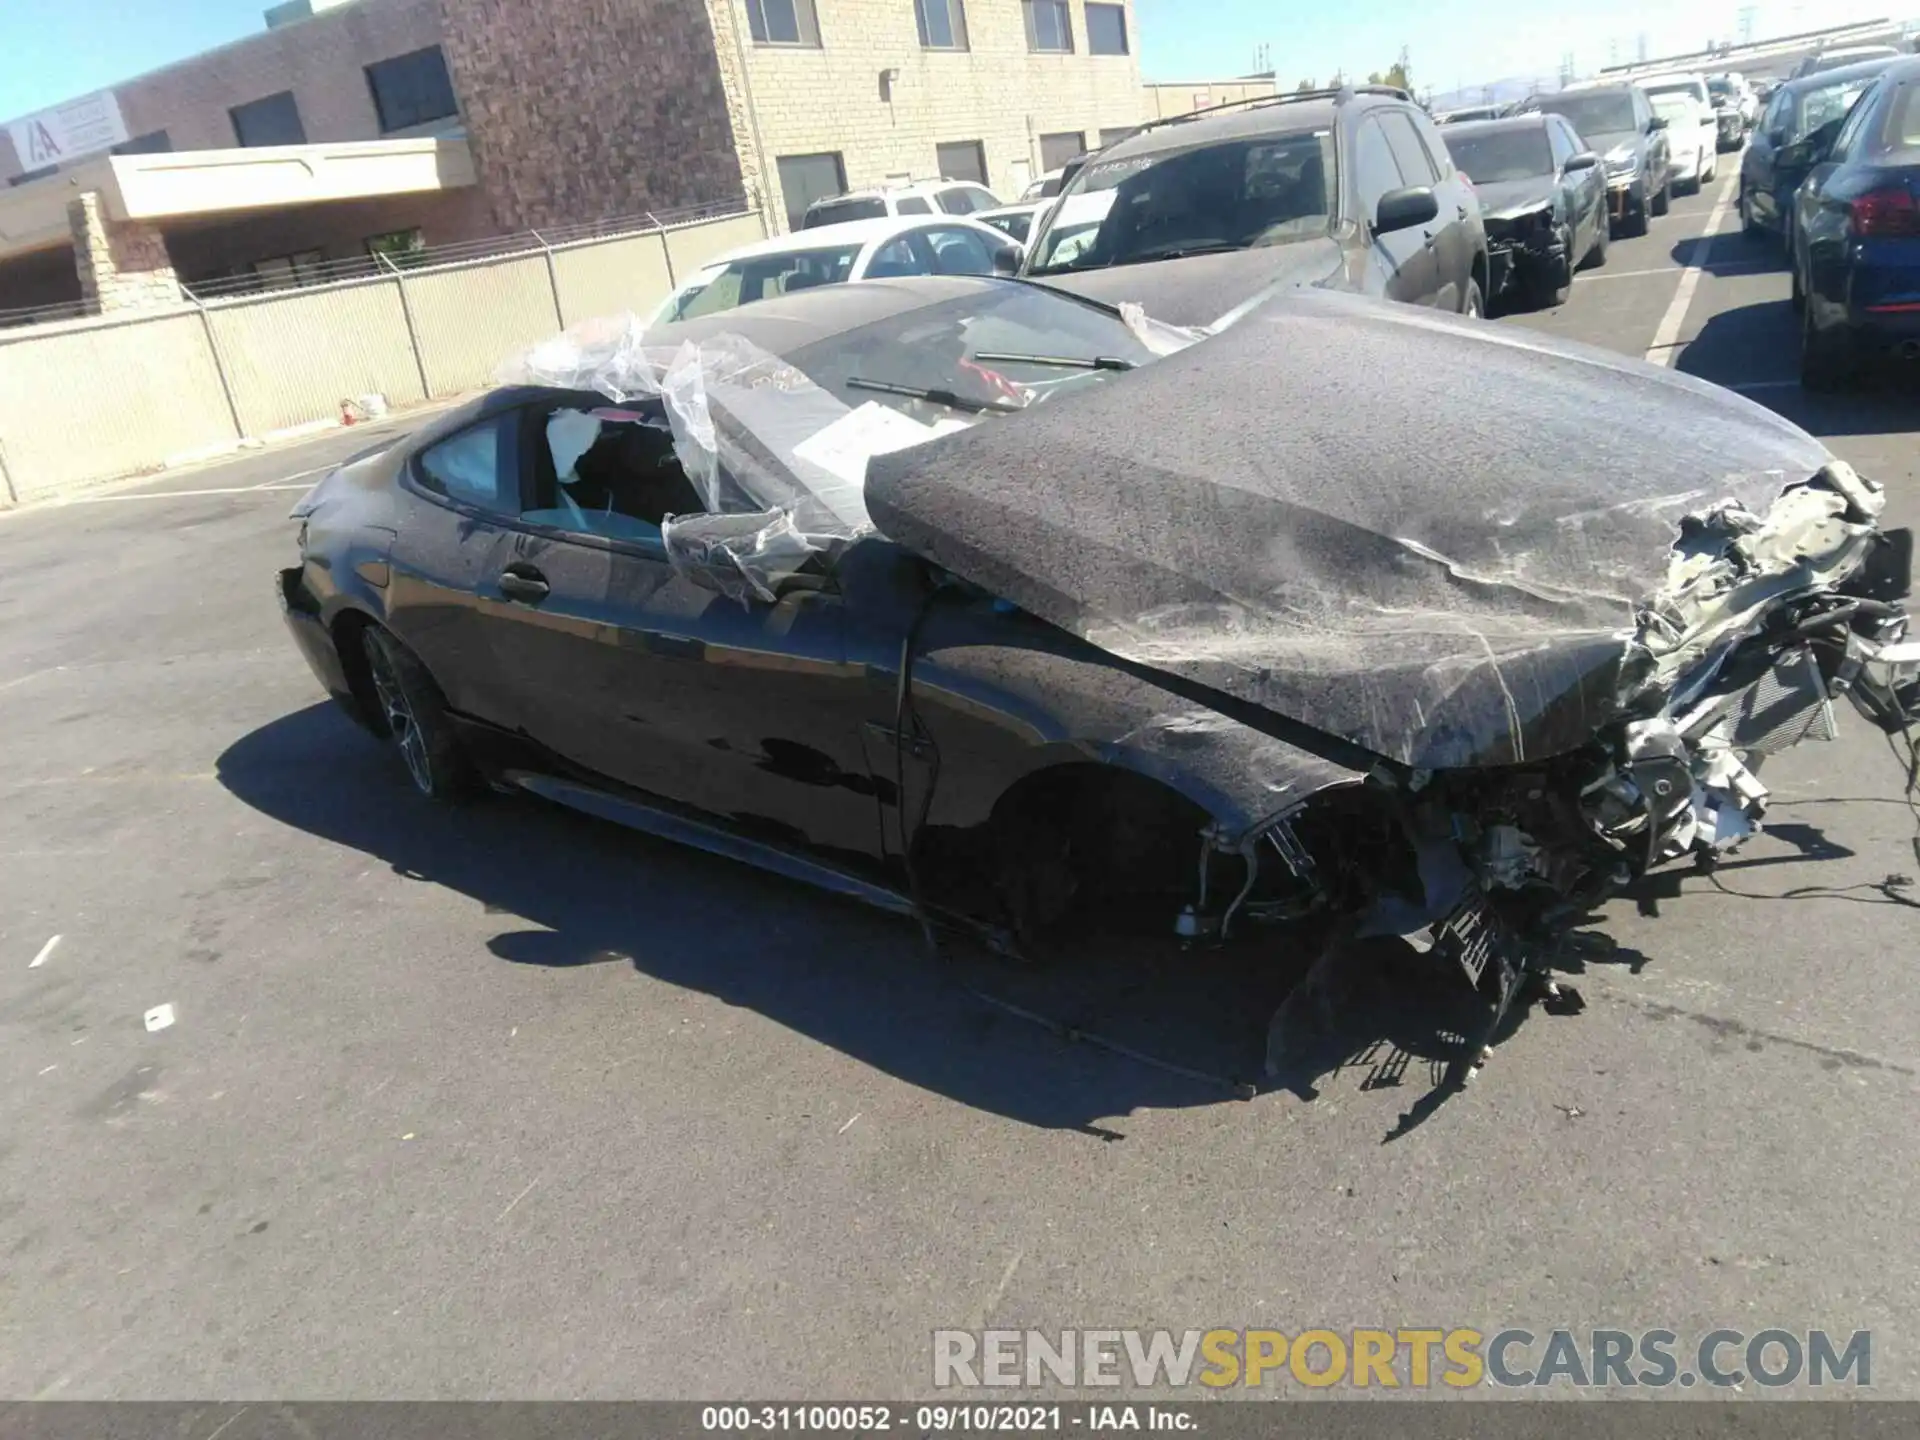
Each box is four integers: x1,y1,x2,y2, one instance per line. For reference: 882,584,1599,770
503,770,922,920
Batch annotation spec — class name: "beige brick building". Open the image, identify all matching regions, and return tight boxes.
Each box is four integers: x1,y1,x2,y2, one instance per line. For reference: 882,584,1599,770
708,0,1148,228
1,0,1148,318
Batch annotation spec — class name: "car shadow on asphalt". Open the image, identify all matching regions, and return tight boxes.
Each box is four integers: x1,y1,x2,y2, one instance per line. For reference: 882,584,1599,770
1675,298,1920,437
218,704,1548,1139
1670,228,1787,277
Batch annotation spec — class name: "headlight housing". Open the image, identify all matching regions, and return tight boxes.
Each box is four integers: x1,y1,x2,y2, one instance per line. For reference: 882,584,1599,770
1604,144,1639,177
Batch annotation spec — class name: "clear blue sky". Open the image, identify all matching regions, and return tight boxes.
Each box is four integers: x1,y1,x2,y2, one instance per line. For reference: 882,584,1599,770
0,0,1903,122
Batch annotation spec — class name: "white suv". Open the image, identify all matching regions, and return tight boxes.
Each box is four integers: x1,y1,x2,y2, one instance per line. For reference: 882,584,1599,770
800,180,1002,229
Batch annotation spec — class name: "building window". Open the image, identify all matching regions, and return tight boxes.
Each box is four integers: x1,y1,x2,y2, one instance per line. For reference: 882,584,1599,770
366,228,426,267
253,249,326,290
935,140,988,185
230,91,305,147
366,47,459,134
1086,3,1128,55
112,130,172,155
1023,0,1073,52
776,151,847,231
915,0,968,49
747,0,821,46
1038,130,1086,171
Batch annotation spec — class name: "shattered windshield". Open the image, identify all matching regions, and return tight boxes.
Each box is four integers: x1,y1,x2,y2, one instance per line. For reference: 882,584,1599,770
1535,92,1635,137
1027,129,1336,274
1447,127,1552,182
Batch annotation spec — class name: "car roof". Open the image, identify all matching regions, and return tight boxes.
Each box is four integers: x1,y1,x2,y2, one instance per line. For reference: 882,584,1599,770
1637,71,1708,86
704,215,956,267
1090,88,1411,162
1554,79,1640,95
813,178,975,206
1448,114,1550,137
1778,55,1905,96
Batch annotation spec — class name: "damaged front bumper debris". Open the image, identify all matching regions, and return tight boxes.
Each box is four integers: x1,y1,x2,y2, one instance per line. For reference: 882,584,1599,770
1484,208,1565,300
1180,464,1916,1088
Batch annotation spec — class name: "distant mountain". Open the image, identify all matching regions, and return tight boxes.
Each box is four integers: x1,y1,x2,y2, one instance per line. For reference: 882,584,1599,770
1429,76,1564,111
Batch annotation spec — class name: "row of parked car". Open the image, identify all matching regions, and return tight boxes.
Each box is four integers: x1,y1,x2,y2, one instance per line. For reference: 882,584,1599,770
649,61,1915,388
1737,53,1920,388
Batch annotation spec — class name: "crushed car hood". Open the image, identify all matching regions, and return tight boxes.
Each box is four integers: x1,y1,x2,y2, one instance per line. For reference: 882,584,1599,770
1473,177,1556,219
1034,239,1345,329
865,288,1838,771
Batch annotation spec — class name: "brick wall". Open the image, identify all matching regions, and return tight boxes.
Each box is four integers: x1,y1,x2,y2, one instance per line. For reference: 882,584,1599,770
438,0,749,232
69,192,181,312
711,0,1148,227
1,0,446,182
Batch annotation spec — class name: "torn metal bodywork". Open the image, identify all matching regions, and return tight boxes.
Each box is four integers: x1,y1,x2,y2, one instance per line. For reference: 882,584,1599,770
865,289,1919,1082
1482,205,1563,302
450,281,1919,1097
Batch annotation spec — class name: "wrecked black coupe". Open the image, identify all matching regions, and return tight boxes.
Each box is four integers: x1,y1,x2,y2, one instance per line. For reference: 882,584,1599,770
280,276,1919,1087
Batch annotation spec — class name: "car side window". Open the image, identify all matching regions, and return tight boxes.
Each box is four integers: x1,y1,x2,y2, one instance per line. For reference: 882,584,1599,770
1762,89,1790,137
1406,110,1455,177
964,185,999,211
896,196,933,214
414,414,519,513
922,225,996,275
1633,89,1652,129
1547,119,1577,168
1379,111,1439,185
936,188,975,214
863,233,934,278
1830,80,1881,159
520,406,706,546
1349,117,1407,218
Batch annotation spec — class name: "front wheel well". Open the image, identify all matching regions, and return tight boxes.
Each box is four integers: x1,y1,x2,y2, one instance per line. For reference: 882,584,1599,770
969,762,1217,940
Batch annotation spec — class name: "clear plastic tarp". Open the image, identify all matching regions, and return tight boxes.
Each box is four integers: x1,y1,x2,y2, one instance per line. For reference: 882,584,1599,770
865,287,1861,770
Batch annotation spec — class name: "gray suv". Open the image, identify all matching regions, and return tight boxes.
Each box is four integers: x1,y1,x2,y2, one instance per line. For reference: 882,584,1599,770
1018,86,1492,328
1521,84,1673,237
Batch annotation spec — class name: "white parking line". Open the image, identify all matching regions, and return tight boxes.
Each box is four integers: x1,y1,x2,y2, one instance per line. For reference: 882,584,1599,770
1645,175,1739,367
65,482,313,504
1586,260,1769,282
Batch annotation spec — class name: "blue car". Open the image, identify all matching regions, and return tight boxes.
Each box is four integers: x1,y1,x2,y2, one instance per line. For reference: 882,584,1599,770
1740,57,1903,253
1792,56,1920,388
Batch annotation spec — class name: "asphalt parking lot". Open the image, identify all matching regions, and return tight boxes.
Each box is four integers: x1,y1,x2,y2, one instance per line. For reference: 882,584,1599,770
5,167,1920,1401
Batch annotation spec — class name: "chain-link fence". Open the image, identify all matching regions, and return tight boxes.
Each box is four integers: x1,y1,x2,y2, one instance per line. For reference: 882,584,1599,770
0,201,767,506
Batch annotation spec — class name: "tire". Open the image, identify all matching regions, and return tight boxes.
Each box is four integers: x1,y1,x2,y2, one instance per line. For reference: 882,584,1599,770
361,627,480,802
1623,188,1651,238
1740,185,1763,238
1460,275,1484,320
1584,212,1610,269
1799,302,1854,392
1650,173,1672,216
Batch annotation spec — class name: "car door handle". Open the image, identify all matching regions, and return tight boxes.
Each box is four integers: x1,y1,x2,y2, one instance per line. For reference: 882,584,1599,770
498,566,550,604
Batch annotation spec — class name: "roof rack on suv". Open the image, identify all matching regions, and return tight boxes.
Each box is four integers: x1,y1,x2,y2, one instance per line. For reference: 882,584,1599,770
1130,82,1413,137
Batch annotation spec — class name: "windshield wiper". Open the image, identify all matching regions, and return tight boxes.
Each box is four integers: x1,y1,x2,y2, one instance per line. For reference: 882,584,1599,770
844,376,1024,414
969,352,1137,372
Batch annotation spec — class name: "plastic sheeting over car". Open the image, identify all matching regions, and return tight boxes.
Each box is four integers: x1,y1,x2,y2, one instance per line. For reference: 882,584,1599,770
865,287,1842,770
499,313,877,604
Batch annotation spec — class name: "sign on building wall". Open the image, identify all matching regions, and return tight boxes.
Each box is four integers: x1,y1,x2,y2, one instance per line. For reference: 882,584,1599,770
8,91,130,169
